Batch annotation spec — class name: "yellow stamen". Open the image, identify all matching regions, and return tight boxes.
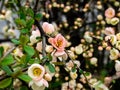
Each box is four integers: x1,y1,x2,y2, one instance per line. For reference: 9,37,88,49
33,68,42,77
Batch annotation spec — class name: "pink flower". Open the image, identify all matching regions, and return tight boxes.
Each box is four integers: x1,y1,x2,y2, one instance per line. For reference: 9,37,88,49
42,22,55,34
48,34,67,56
104,27,115,36
105,7,115,18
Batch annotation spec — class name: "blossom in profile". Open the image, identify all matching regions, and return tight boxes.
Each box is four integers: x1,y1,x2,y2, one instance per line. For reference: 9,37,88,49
30,29,41,45
105,7,115,19
115,60,120,72
42,22,55,34
104,27,115,36
28,64,48,88
48,34,67,56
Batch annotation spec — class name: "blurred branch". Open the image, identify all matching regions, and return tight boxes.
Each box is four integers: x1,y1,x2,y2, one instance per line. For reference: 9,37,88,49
0,0,4,13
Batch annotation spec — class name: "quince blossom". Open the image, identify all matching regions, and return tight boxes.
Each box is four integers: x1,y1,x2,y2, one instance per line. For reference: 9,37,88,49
105,7,115,19
28,64,48,89
48,34,67,56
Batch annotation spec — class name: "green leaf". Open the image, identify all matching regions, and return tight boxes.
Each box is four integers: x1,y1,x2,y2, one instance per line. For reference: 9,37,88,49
1,66,13,75
20,35,29,46
46,63,55,73
26,18,34,29
11,39,20,45
84,72,90,76
47,53,52,61
79,69,83,74
21,29,29,34
18,74,32,83
0,47,4,58
26,8,34,18
24,45,35,56
35,13,43,21
15,18,26,27
1,54,14,66
0,77,12,89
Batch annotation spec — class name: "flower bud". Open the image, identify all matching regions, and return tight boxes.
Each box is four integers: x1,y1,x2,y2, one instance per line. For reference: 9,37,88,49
44,73,52,81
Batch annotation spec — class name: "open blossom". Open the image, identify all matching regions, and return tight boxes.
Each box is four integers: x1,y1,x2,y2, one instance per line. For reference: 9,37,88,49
28,64,48,88
109,48,119,60
42,22,55,34
105,7,115,18
104,27,115,36
48,34,67,56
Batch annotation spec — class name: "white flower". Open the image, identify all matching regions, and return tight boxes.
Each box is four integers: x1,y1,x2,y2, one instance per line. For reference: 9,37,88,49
116,41,120,50
110,35,117,45
30,82,46,90
30,30,41,45
115,60,120,72
110,48,119,60
28,64,49,88
28,64,45,81
110,17,119,25
75,44,83,55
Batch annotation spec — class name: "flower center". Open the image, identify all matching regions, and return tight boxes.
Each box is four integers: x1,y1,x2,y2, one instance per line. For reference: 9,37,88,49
33,68,42,77
56,38,62,47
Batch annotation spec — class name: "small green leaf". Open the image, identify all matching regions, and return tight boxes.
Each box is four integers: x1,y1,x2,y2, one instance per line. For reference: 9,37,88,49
0,47,4,58
26,18,34,29
20,35,29,46
21,29,29,34
26,8,34,17
46,62,55,73
0,77,12,89
24,45,35,56
84,72,90,76
79,69,83,74
1,66,13,75
18,74,32,83
15,18,26,27
11,39,20,45
1,54,14,65
47,53,52,61
35,13,43,21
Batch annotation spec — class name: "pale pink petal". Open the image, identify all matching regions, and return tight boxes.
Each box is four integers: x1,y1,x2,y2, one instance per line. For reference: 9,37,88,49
42,79,49,87
54,50,66,57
